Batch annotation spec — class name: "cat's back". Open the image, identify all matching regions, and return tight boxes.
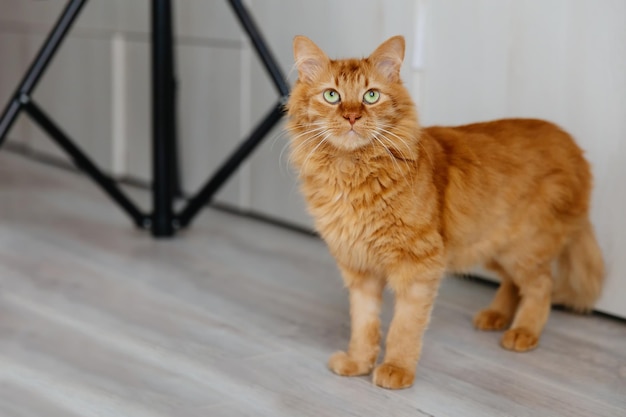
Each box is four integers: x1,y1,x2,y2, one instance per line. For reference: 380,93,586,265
425,118,584,153
423,118,588,174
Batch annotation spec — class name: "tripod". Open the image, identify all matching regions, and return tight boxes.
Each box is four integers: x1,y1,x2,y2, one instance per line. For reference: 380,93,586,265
0,0,290,237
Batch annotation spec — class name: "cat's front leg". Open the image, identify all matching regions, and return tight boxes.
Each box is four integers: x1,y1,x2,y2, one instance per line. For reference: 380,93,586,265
373,261,443,389
328,267,385,377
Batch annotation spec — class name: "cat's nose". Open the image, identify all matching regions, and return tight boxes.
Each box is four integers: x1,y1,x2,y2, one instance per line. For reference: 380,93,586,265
343,112,362,126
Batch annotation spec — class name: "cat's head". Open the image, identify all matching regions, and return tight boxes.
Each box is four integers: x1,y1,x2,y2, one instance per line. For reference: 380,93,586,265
286,36,419,157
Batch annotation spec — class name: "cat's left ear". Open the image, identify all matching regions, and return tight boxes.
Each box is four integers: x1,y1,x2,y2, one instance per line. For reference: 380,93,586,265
293,36,329,83
369,36,405,83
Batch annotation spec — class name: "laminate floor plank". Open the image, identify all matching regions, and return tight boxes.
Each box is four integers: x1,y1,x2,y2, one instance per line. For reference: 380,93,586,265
0,382,85,417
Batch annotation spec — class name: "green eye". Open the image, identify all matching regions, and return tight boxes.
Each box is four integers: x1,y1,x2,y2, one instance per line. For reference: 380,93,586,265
323,89,340,104
363,89,380,104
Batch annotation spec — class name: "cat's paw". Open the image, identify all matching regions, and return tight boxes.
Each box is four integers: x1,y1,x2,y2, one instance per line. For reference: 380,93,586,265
501,327,539,352
328,351,375,376
473,309,510,331
372,363,414,389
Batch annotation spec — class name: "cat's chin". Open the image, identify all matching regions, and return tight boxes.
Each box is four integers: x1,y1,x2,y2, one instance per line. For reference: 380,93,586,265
329,130,371,151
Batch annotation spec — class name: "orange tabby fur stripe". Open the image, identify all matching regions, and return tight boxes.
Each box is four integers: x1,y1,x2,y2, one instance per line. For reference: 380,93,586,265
286,35,604,389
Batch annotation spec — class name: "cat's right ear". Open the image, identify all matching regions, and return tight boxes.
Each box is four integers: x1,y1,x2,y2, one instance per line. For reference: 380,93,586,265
293,36,329,83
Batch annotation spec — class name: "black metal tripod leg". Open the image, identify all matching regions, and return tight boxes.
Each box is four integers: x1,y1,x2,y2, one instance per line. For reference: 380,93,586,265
0,99,23,146
177,0,290,229
151,0,177,237
178,101,285,228
24,100,148,228
227,0,290,97
0,0,88,145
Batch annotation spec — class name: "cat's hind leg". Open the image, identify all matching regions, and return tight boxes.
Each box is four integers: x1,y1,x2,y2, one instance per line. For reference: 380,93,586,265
328,267,385,377
473,261,520,331
499,261,553,352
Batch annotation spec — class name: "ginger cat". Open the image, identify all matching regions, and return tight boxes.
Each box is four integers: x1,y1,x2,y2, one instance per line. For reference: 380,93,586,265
286,35,604,389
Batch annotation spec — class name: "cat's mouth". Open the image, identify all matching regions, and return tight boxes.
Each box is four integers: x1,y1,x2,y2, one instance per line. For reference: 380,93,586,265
344,123,365,137
328,127,371,150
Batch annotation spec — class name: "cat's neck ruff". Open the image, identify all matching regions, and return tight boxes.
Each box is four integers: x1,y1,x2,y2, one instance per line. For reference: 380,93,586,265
298,141,421,195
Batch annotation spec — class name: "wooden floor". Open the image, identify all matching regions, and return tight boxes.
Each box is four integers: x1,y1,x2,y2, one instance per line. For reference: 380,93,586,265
0,152,624,417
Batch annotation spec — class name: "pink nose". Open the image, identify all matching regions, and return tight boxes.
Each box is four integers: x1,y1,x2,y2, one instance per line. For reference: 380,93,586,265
343,113,362,125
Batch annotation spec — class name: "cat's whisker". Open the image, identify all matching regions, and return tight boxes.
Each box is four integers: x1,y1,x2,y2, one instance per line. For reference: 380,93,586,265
288,129,332,172
283,136,320,172
376,125,417,161
289,120,327,129
288,128,331,159
278,125,329,175
270,129,294,154
377,130,418,190
373,128,411,162
301,132,332,174
371,135,397,167
272,120,326,163
286,124,328,143
284,125,330,154
269,131,291,176
410,138,434,168
377,123,434,167
372,133,403,175
372,131,412,162
268,132,285,153
288,126,328,141
373,133,412,189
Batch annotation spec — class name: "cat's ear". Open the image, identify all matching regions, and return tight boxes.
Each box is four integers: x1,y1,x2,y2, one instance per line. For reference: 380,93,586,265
369,36,405,82
293,36,329,83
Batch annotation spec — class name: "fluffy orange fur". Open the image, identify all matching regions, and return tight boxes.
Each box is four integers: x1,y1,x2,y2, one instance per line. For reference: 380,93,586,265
286,35,604,389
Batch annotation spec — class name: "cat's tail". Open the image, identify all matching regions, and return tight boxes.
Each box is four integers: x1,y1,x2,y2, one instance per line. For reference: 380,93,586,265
552,218,605,312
